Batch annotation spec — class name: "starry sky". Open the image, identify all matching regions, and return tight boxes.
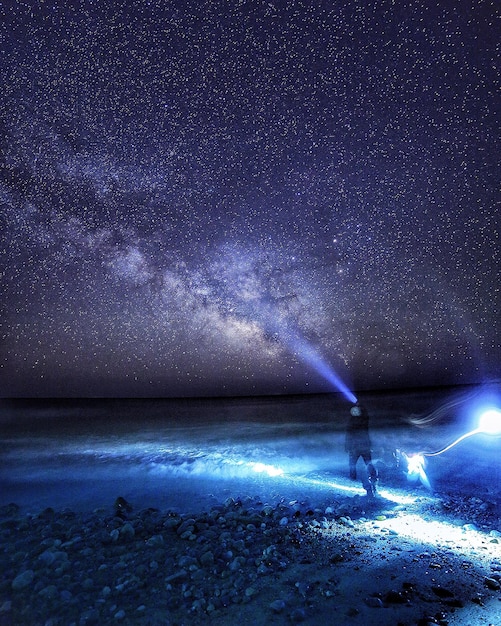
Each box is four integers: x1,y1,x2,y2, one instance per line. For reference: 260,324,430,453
1,0,499,398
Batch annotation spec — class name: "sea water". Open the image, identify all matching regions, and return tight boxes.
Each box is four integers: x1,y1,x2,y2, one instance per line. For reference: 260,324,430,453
1,387,499,514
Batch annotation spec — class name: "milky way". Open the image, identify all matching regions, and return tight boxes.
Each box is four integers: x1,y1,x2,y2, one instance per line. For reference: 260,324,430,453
1,1,499,397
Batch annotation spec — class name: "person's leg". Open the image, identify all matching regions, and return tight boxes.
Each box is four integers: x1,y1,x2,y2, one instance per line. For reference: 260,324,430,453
361,452,378,496
349,451,358,480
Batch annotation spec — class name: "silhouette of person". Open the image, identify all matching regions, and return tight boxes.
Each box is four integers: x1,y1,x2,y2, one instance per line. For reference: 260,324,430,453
345,403,378,496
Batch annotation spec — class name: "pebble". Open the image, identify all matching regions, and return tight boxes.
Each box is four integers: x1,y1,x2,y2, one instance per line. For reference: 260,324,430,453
12,569,34,590
290,607,306,622
1,492,499,625
269,599,286,613
484,577,501,590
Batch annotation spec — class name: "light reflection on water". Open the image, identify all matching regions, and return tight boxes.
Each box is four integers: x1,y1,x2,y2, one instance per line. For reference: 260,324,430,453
0,386,499,513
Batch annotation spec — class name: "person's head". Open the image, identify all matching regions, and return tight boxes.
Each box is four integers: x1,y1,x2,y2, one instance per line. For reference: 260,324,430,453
350,403,367,417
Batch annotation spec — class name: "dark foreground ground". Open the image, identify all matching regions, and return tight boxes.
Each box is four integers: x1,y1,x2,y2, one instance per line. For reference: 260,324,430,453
1,485,500,626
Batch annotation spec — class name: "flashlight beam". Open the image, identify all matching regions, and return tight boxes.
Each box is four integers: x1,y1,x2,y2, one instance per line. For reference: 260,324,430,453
287,333,357,404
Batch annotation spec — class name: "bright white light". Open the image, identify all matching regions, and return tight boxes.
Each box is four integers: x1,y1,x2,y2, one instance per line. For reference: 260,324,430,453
406,453,425,476
477,408,501,435
250,462,284,477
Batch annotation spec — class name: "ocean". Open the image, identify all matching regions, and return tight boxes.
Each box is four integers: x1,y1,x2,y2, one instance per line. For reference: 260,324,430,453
1,386,499,515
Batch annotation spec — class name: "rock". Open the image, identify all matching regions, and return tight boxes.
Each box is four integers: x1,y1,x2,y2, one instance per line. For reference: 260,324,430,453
12,569,34,590
114,497,133,515
431,586,454,598
199,550,214,566
290,607,306,622
462,523,478,531
365,596,384,608
114,609,126,620
119,522,135,540
38,585,59,600
0,503,19,517
484,577,501,590
177,518,196,536
38,549,68,566
385,589,407,603
145,534,164,546
0,601,12,614
165,569,188,583
79,608,100,624
269,599,286,613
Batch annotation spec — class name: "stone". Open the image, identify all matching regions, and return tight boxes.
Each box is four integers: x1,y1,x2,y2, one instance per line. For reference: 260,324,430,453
114,497,133,515
38,585,59,600
12,569,34,590
270,600,285,613
0,601,12,613
165,569,188,583
119,522,135,540
431,586,454,598
385,589,407,604
79,608,100,624
484,577,501,591
177,518,196,536
199,550,214,566
145,534,164,546
290,608,306,622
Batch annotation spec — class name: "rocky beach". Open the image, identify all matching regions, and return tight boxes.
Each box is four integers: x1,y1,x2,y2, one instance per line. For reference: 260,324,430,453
1,487,500,626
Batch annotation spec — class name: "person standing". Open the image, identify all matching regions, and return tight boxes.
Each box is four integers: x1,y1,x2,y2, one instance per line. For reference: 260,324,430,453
345,403,378,497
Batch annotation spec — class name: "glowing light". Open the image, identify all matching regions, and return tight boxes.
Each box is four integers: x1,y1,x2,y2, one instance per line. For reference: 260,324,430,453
477,408,501,434
402,404,501,488
250,462,284,477
406,453,425,476
401,452,431,489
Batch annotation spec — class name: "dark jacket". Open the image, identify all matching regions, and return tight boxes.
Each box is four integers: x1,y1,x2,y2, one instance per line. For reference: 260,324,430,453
345,405,371,453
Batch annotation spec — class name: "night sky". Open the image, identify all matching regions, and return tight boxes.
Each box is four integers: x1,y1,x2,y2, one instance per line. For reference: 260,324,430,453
1,1,499,398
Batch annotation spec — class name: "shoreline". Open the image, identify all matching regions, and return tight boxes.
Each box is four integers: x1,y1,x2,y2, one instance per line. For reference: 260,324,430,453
1,488,500,625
